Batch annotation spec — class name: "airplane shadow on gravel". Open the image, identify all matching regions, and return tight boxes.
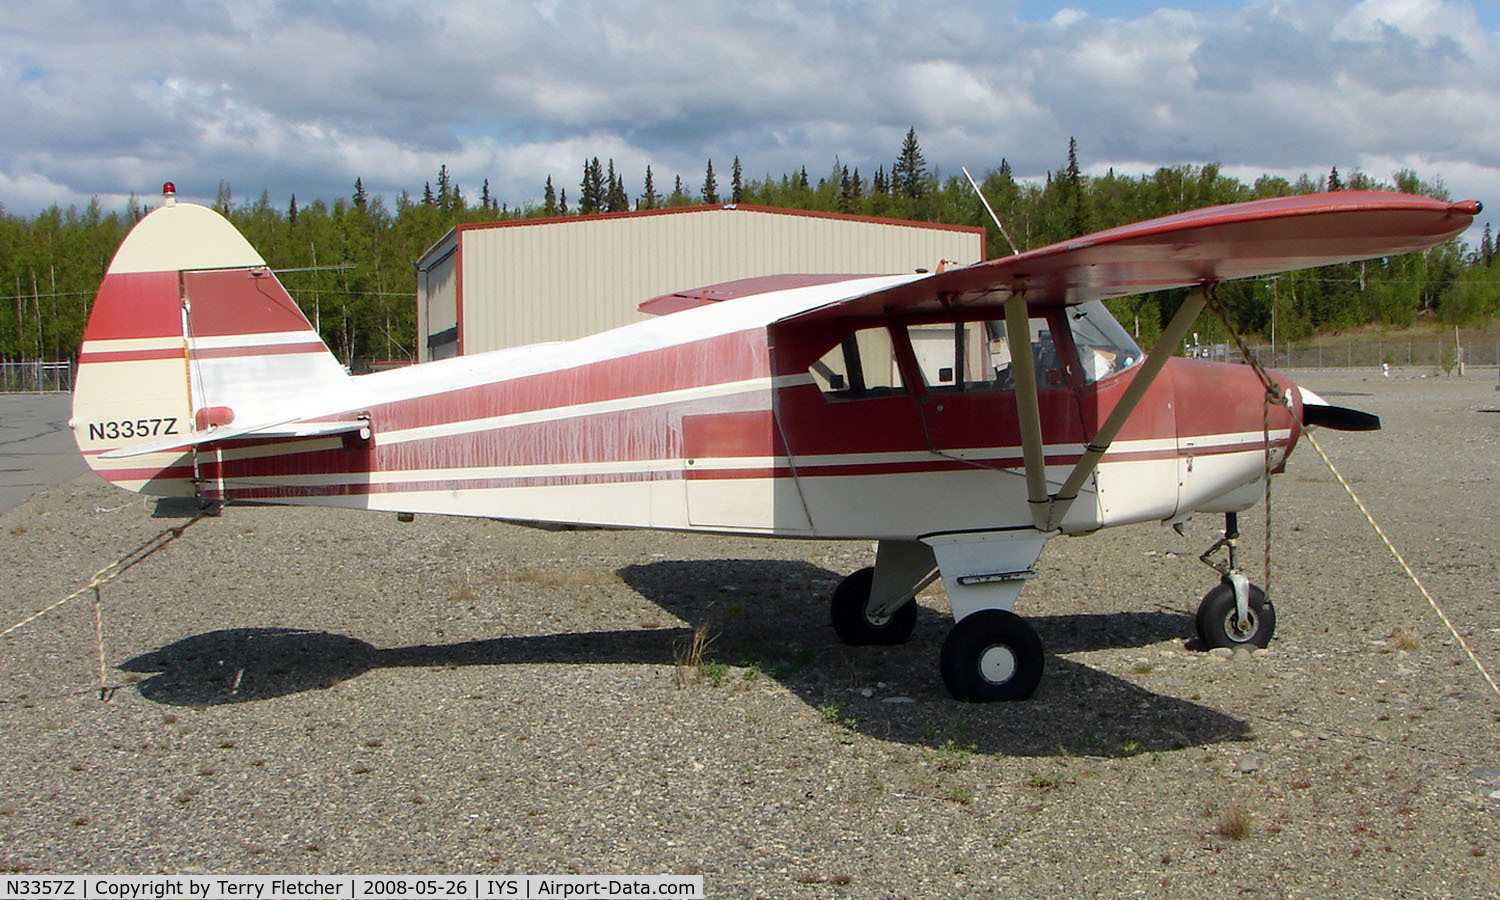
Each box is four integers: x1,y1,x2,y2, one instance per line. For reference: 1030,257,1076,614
120,559,1250,757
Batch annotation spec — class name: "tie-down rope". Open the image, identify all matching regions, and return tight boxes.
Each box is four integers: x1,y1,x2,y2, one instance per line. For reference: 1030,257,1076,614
1,514,210,699
1299,430,1499,697
1203,287,1498,698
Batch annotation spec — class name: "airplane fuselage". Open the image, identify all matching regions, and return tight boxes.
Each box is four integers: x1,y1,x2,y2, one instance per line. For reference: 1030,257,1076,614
85,285,1296,542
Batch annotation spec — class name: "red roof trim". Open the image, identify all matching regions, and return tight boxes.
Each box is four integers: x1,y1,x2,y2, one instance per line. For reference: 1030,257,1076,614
449,203,986,240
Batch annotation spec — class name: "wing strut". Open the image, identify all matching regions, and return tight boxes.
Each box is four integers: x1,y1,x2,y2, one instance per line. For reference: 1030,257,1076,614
1006,286,1210,533
1003,292,1051,525
1045,286,1208,531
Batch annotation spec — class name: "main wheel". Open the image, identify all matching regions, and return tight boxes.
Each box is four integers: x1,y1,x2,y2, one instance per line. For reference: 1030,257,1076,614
830,567,918,645
1195,581,1275,649
939,609,1045,702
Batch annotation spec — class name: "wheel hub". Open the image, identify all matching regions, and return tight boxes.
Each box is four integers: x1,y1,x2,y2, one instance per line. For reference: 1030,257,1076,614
1222,608,1259,642
978,644,1017,684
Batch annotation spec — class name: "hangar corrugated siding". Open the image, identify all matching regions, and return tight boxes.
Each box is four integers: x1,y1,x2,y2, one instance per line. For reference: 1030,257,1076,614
417,204,984,360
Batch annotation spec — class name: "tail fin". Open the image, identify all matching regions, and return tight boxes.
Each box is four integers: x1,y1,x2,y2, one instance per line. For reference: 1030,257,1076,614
73,185,352,496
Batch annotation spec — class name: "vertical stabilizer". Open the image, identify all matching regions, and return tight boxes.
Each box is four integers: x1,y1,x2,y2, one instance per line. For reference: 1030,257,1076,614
72,184,351,495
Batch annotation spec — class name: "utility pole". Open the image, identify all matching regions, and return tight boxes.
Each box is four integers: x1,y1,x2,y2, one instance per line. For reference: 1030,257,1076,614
1269,277,1277,368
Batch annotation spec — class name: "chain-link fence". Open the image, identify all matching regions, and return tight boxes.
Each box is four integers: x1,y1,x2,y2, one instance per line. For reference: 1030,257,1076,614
0,361,73,393
1247,331,1500,374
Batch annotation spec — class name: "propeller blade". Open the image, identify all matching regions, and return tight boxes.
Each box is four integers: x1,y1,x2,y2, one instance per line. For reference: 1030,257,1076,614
1303,403,1381,431
1297,386,1381,431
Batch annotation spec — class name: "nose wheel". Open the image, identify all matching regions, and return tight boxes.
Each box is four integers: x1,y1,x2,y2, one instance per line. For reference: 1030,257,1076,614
1194,512,1276,649
1195,580,1275,648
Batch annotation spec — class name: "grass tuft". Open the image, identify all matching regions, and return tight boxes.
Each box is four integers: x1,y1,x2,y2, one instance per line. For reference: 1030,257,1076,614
1215,803,1252,841
1387,625,1421,651
673,623,719,687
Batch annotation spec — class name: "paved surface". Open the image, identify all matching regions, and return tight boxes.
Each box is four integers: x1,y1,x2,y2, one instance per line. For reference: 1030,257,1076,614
0,393,86,514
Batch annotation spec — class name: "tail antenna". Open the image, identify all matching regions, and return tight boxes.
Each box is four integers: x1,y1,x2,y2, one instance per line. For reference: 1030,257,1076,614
962,166,1020,257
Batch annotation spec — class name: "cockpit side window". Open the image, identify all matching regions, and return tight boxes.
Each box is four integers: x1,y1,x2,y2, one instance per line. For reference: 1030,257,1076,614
809,326,907,400
906,318,1065,391
1067,301,1142,383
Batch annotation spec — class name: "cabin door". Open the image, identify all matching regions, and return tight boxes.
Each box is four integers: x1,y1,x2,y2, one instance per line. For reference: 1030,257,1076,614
906,315,1093,531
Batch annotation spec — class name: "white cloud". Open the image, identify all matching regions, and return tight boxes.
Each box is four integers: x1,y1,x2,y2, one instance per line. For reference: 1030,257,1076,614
2,0,1496,245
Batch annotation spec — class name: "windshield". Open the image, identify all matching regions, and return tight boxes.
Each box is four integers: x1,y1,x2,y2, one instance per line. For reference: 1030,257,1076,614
1068,301,1141,383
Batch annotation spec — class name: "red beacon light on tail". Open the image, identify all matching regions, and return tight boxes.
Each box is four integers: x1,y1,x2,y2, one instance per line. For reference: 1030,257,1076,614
162,182,176,207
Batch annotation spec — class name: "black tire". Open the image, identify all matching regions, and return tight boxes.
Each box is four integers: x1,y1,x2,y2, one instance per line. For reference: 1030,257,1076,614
829,567,918,645
939,609,1045,702
1195,581,1275,649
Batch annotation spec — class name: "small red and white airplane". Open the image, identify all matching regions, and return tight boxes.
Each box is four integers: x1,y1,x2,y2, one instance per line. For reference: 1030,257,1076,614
72,184,1478,700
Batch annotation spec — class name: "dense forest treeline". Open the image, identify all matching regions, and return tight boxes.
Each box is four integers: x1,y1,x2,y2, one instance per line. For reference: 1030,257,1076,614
2,132,1496,366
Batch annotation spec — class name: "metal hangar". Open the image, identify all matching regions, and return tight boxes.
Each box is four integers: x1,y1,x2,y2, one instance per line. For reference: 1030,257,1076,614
415,204,985,361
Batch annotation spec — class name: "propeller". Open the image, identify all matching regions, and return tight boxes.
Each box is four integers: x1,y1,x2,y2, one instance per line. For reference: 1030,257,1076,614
1297,386,1381,431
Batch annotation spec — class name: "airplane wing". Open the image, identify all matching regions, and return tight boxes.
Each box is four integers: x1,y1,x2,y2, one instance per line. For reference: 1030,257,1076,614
638,274,875,316
775,191,1480,324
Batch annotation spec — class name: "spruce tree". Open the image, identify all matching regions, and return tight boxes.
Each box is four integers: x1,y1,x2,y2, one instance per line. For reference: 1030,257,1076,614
353,178,368,210
701,159,720,204
1328,166,1343,192
639,166,661,210
1064,136,1087,237
606,159,629,212
579,158,605,214
892,127,927,199
543,176,558,216
731,156,744,204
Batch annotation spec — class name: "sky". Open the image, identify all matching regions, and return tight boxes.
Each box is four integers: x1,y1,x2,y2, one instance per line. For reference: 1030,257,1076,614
3,0,1497,245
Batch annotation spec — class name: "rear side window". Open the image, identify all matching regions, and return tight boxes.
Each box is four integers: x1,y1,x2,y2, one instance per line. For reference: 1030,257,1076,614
810,327,906,399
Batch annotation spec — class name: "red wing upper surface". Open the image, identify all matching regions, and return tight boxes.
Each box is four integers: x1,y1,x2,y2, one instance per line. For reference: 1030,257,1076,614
778,191,1480,324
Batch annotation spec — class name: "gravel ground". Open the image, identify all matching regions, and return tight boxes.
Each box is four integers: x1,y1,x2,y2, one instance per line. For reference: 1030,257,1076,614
0,373,1497,898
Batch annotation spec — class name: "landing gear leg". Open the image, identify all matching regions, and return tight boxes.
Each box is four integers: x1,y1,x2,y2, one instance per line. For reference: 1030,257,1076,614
1195,512,1276,648
925,531,1052,702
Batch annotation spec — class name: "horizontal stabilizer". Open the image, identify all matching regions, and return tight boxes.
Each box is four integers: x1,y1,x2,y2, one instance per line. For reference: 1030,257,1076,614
99,418,370,459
